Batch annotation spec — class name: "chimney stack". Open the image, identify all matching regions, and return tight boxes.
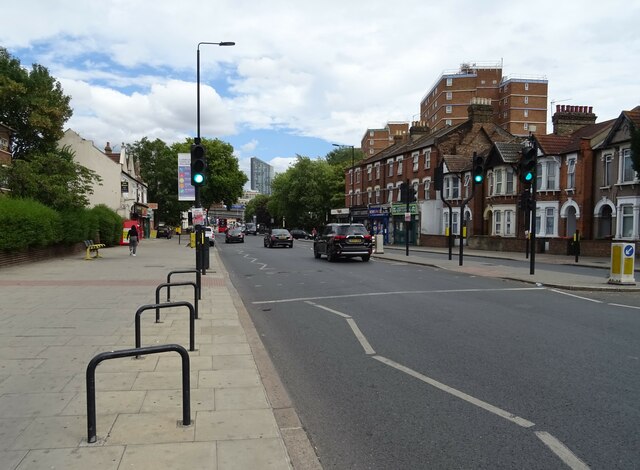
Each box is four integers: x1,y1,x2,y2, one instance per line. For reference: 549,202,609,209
552,105,597,136
104,142,112,153
467,97,493,124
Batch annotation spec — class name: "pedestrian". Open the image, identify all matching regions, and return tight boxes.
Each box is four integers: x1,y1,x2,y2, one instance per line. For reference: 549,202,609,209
127,225,139,256
311,227,317,238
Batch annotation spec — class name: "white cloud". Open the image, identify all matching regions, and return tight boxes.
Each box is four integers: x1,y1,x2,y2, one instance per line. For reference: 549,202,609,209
1,0,638,160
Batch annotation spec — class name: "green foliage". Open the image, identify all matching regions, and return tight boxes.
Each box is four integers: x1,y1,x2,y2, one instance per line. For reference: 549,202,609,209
90,205,123,246
268,156,342,229
244,194,272,226
59,208,96,243
171,138,247,210
0,48,72,160
1,145,101,211
0,197,62,250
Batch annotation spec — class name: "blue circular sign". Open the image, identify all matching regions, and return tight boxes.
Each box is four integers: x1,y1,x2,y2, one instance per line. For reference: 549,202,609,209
624,244,635,257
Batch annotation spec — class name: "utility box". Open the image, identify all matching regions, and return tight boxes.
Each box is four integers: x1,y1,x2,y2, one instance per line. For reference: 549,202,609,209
608,243,636,285
375,234,384,254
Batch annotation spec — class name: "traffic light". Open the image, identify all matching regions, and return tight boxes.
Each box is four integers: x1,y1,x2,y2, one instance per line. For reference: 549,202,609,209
434,162,444,191
472,153,484,184
399,182,408,202
519,144,537,186
407,183,417,203
190,143,207,187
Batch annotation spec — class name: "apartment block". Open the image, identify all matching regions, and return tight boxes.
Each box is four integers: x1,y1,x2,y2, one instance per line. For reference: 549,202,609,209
419,62,548,136
360,122,409,157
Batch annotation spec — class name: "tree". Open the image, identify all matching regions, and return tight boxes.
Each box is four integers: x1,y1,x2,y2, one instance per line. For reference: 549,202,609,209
0,48,72,160
269,156,342,229
171,137,247,210
244,194,272,226
1,145,101,211
128,138,191,226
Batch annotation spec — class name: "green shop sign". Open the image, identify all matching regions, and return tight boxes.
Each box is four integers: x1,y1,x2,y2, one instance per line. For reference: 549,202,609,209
391,203,418,215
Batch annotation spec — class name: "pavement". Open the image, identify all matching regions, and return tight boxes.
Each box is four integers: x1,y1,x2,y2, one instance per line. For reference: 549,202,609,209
0,238,637,470
0,238,321,470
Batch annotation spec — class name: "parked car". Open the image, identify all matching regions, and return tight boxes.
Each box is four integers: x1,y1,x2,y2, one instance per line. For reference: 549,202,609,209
289,229,310,239
225,227,244,243
244,223,258,235
264,228,293,248
313,223,372,262
204,226,215,246
156,225,172,239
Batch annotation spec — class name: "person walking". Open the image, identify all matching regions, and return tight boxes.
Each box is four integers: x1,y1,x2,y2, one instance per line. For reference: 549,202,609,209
127,225,139,256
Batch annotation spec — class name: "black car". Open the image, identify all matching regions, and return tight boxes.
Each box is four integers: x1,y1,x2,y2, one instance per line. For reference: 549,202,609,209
313,223,372,262
264,229,293,248
156,225,172,239
244,223,258,235
289,229,310,240
225,227,244,243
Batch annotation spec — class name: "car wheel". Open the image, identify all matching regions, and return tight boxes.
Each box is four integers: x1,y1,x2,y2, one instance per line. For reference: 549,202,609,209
313,247,321,259
327,247,337,262
361,255,370,262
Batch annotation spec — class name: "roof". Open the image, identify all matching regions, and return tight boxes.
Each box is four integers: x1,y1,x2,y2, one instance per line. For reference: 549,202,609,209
442,155,470,173
537,118,616,155
493,142,525,164
623,105,640,128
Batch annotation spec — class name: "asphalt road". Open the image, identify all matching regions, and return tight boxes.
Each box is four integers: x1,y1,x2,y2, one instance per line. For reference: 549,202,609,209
216,234,640,469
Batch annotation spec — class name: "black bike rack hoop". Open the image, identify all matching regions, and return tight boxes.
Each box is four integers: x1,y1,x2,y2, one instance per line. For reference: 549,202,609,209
135,302,196,352
167,269,201,300
155,282,198,321
86,344,191,443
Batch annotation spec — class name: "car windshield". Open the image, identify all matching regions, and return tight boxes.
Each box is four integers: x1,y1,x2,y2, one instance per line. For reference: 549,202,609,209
271,229,290,235
229,228,242,235
335,225,368,236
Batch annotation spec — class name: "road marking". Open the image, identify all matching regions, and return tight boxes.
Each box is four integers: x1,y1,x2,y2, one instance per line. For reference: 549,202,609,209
373,355,535,428
609,303,640,310
535,431,590,470
345,318,376,355
550,289,602,303
304,301,351,318
253,286,544,304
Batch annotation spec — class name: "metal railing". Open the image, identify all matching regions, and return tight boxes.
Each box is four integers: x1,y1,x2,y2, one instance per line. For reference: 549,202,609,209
135,302,196,352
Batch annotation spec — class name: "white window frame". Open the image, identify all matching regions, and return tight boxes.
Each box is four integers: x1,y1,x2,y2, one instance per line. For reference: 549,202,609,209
603,153,613,186
524,82,529,91
397,157,403,176
495,169,503,194
386,184,393,203
567,157,576,189
387,159,394,177
446,105,452,114
524,96,529,104
446,78,453,86
412,151,419,171
446,91,452,100
536,158,561,191
494,211,502,235
621,147,635,183
423,178,431,200
424,149,431,169
375,162,380,179
534,202,559,237
506,167,514,194
367,165,372,181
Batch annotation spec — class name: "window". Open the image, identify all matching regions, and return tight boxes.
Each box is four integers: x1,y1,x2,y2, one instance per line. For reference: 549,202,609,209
355,190,361,205
412,182,419,201
621,148,635,182
536,159,560,191
386,185,393,203
445,119,452,126
524,82,529,90
349,169,353,186
397,185,403,201
545,207,554,235
369,139,374,145
397,157,403,175
494,211,502,235
505,211,513,235
524,123,529,131
444,175,460,200
506,168,514,194
367,165,372,181
424,149,431,169
355,168,361,184
423,179,431,200
446,105,452,114
387,160,394,177
443,211,459,235
621,205,634,238
535,204,557,237
547,161,556,189
412,152,419,171
495,170,503,194
567,157,576,189
603,154,613,186
367,189,372,204
446,78,453,86
375,187,380,203
488,172,494,196
524,109,529,118
446,92,452,100
524,96,529,104
370,148,374,155
464,174,471,198
375,163,380,179
369,130,374,137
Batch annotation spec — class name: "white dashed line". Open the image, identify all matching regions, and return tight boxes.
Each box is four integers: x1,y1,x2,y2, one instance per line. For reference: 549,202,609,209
535,431,591,470
550,289,602,303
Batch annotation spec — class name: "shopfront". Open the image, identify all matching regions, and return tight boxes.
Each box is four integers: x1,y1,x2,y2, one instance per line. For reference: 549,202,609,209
391,202,419,245
368,204,391,245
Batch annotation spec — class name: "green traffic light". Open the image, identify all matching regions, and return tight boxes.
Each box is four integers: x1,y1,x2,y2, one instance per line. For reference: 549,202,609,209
193,173,204,184
524,172,533,182
474,174,483,183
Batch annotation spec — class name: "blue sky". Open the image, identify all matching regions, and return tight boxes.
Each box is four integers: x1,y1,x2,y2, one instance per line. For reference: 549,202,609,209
2,0,639,182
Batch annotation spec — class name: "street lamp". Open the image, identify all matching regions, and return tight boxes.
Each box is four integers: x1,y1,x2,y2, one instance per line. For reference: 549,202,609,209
195,41,234,275
333,143,355,216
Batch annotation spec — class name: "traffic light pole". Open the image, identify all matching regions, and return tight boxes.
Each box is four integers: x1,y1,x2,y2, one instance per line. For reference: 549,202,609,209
529,178,536,275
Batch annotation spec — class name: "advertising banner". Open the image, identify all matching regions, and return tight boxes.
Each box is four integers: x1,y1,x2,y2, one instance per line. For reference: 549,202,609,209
178,153,195,201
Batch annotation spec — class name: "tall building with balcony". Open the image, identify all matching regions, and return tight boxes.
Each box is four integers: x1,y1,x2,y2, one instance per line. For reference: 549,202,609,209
419,61,548,137
250,157,274,195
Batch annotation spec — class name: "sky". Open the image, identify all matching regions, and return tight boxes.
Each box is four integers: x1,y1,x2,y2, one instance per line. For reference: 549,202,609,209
2,0,639,183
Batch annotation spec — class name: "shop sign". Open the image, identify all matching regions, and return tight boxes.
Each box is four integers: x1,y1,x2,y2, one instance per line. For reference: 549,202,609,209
391,203,417,215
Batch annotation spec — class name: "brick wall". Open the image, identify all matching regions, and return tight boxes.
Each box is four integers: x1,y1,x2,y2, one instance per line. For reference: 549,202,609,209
0,243,85,268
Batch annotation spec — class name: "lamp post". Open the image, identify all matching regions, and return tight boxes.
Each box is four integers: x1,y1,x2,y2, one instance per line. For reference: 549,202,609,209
195,41,234,274
332,143,355,222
